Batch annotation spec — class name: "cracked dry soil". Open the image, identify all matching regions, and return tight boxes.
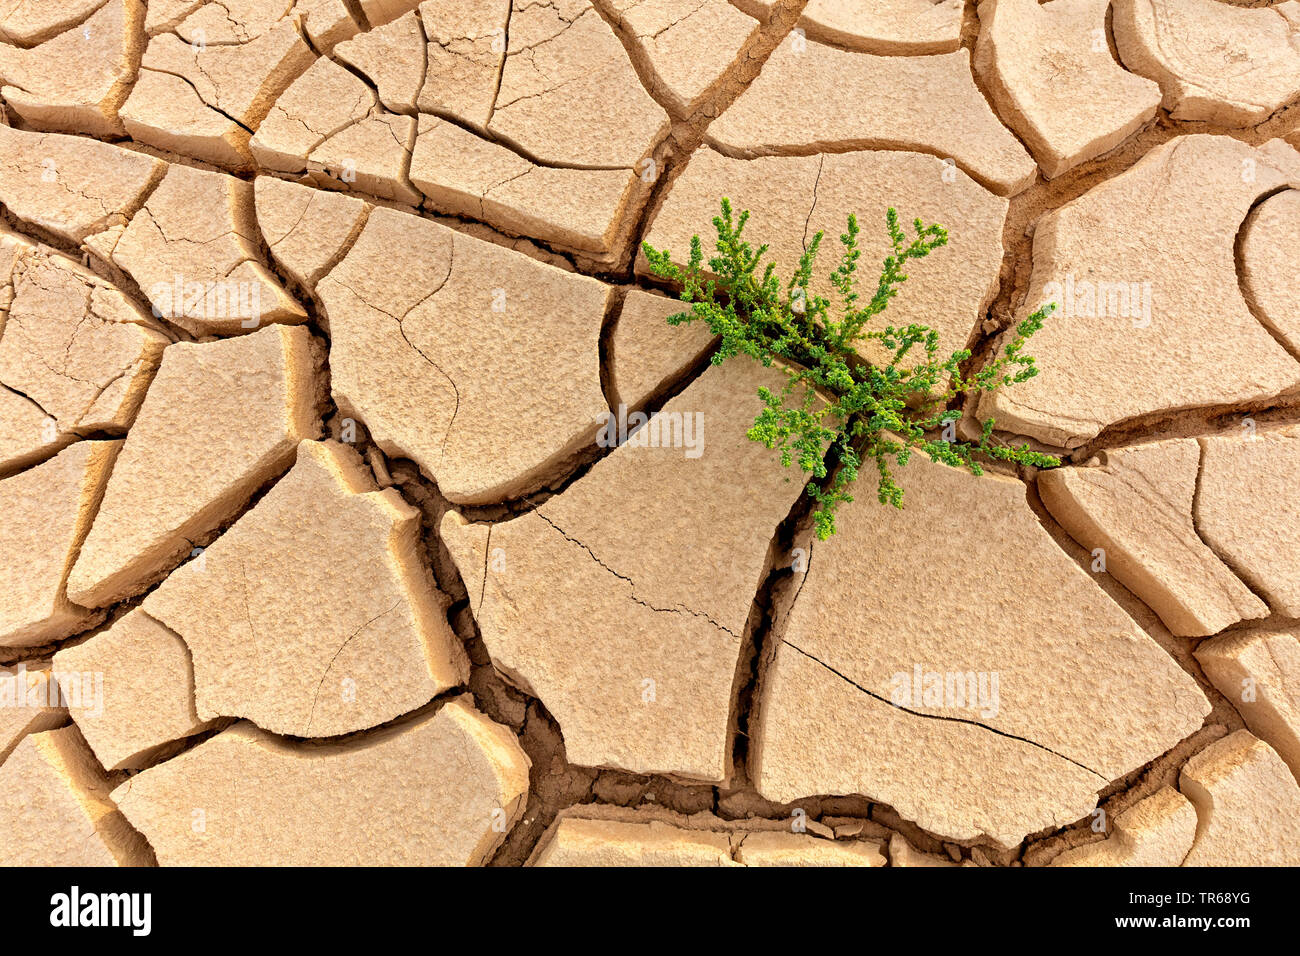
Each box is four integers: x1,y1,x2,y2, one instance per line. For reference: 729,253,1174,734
0,0,1298,869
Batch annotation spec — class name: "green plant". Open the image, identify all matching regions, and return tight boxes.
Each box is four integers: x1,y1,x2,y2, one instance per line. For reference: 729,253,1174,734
642,199,1059,540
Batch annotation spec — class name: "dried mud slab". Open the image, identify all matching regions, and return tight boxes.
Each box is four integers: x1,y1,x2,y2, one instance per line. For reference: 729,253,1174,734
752,453,1210,848
642,147,1007,365
1050,787,1197,866
294,0,364,49
141,440,469,738
0,441,119,647
0,385,66,476
253,176,368,293
1038,439,1266,637
410,116,640,254
0,0,107,45
249,55,420,205
607,290,717,411
974,0,1161,178
734,830,886,866
52,609,215,772
1179,731,1300,866
106,163,307,335
889,833,963,867
1196,627,1300,783
531,816,736,866
528,807,887,866
0,232,168,451
248,55,377,174
310,110,423,204
143,0,357,47
1239,189,1300,357
66,325,324,608
594,0,763,115
0,726,151,866
756,619,1093,850
705,39,1036,196
0,665,67,764
404,0,506,126
245,2,657,257
313,0,665,174
357,0,424,28
0,0,141,137
333,11,423,114
321,205,609,504
112,696,530,866
493,0,669,168
314,120,422,206
979,136,1300,448
121,4,318,167
732,0,964,54
1196,427,1300,618
441,358,814,782
1113,0,1300,126
149,0,361,51
0,126,164,245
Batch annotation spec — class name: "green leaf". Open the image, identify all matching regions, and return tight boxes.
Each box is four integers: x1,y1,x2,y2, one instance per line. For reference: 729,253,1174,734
639,201,1059,538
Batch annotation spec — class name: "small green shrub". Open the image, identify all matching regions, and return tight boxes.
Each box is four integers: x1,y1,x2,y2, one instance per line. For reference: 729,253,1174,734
642,199,1059,540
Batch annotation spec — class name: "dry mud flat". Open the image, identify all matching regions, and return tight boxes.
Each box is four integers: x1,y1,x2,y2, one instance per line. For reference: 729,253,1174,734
0,0,1297,868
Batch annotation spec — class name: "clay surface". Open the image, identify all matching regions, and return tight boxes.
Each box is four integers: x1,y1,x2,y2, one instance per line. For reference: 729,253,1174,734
0,0,1296,870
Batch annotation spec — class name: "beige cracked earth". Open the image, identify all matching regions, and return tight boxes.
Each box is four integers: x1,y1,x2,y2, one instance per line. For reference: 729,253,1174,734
0,0,1297,868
